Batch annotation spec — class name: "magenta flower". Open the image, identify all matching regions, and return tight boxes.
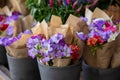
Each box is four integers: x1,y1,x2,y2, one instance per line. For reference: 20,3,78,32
58,0,62,5
72,0,78,8
49,0,54,7
66,0,71,4
75,5,82,14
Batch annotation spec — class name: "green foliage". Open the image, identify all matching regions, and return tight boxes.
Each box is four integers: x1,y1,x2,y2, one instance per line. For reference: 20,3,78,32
26,0,89,23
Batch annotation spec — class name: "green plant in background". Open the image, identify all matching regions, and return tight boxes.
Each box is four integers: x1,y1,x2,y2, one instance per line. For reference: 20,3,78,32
26,0,93,23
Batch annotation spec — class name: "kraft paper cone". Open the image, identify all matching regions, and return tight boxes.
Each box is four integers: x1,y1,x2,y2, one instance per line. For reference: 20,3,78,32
22,15,33,30
83,45,97,67
92,8,111,20
53,58,71,67
6,46,28,58
85,8,93,25
50,15,62,28
10,34,32,49
66,14,89,34
111,33,120,68
41,20,49,39
10,0,28,15
52,24,73,44
66,14,81,34
11,18,23,37
31,22,43,35
0,8,4,15
96,41,116,69
2,6,11,16
85,8,112,24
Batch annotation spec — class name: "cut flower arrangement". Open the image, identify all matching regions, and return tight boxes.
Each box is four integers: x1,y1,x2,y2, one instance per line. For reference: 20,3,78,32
76,8,120,69
27,33,80,67
77,18,118,55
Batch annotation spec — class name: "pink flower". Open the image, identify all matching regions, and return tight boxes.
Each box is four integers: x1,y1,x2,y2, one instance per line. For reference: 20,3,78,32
66,0,71,4
75,5,82,14
49,0,54,7
105,22,111,27
104,26,117,33
105,22,117,32
72,0,78,8
58,0,62,5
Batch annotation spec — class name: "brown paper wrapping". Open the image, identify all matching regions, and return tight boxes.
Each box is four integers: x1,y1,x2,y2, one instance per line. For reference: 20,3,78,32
111,33,120,68
84,8,118,69
53,58,71,67
6,33,32,58
83,45,97,67
66,14,89,58
22,15,34,30
10,34,32,49
6,46,28,58
10,0,29,15
96,41,116,69
41,20,49,39
0,6,11,16
31,22,43,35
50,15,62,28
11,18,23,37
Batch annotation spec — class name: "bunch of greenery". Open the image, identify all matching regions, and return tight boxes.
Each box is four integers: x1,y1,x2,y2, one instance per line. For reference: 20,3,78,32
26,0,92,23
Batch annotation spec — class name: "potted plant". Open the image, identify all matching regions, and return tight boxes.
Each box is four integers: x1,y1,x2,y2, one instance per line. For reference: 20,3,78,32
76,8,120,80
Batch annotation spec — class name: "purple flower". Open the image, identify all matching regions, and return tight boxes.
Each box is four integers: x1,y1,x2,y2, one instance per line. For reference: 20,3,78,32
99,30,112,40
12,11,21,16
80,17,88,22
28,48,38,59
42,56,50,63
76,32,87,40
91,18,105,31
7,26,14,37
0,37,19,46
41,40,53,56
50,33,64,43
24,29,32,34
63,0,68,6
88,30,99,38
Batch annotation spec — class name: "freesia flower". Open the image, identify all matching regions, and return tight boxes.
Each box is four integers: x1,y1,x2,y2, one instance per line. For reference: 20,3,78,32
66,0,71,4
76,32,87,40
72,0,78,8
27,33,75,64
49,0,54,7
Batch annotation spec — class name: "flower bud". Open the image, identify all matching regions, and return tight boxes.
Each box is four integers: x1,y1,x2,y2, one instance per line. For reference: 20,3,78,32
66,0,71,4
58,0,62,5
72,0,78,8
49,0,54,7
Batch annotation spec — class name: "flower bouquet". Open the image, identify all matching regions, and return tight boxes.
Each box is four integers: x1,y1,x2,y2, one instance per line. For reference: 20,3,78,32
0,6,21,68
27,15,82,80
77,8,120,80
0,6,41,80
